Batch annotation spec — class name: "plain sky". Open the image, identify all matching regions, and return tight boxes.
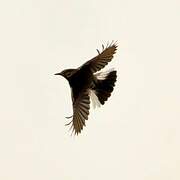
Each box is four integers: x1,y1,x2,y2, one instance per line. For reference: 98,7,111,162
0,0,180,179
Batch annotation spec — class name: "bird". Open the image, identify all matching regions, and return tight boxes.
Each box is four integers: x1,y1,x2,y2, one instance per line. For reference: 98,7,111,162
55,41,118,135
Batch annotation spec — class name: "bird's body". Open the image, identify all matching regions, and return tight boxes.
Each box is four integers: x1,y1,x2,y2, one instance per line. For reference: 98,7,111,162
69,66,95,100
55,42,118,135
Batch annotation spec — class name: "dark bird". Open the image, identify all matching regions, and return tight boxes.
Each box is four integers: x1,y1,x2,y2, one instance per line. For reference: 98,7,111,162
55,41,118,135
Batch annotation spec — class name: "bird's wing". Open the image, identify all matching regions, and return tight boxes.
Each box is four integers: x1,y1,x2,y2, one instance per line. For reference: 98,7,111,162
81,41,118,73
67,90,90,135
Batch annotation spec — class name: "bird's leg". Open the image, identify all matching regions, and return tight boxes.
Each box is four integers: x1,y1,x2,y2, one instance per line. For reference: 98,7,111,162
65,115,73,119
65,120,73,126
65,115,73,126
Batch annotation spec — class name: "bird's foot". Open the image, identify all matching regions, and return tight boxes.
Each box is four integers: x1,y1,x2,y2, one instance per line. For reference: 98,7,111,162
65,115,73,119
65,120,73,126
65,115,73,126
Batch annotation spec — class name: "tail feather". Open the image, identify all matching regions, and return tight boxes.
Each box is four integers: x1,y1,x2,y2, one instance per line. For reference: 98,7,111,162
95,70,117,105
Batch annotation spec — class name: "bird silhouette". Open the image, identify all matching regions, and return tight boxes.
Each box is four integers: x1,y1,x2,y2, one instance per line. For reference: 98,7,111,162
55,41,118,135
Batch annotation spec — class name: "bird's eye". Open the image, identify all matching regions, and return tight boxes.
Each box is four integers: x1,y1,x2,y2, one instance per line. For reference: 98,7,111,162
66,72,71,76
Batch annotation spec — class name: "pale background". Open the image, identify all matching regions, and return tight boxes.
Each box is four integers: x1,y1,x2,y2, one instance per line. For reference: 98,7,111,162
0,0,180,179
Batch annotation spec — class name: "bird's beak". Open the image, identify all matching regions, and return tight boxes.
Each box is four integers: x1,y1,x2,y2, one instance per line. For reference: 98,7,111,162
54,72,62,76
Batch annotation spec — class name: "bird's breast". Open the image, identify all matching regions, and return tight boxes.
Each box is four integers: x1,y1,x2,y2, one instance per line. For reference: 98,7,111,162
68,68,94,99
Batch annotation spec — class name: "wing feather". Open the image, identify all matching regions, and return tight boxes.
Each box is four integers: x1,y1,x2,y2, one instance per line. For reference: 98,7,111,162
81,41,118,73
67,90,90,135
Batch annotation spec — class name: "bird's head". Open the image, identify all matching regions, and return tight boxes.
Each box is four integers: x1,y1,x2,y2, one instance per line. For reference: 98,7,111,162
54,69,76,80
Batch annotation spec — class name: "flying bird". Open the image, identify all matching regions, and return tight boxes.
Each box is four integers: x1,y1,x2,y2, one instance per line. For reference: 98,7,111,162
55,41,118,135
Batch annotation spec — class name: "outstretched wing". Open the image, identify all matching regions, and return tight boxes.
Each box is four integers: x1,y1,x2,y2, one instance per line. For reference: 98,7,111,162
81,41,118,73
67,90,90,135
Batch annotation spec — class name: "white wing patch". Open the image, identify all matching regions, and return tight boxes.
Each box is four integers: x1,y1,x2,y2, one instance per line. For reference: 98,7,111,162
94,68,115,80
89,90,101,109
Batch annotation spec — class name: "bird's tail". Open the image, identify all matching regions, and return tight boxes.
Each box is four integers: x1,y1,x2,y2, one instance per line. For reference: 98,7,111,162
95,69,117,105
